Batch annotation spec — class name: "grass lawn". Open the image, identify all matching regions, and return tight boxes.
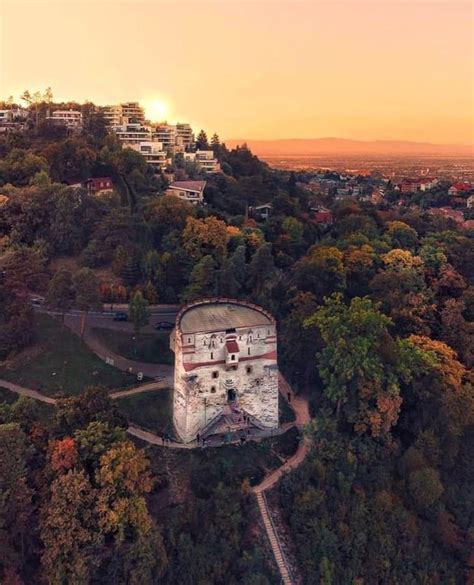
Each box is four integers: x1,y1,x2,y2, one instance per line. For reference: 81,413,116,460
0,314,137,397
93,328,174,365
116,388,174,436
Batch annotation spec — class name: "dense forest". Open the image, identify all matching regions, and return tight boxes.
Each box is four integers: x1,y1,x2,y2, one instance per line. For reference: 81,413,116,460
0,103,473,584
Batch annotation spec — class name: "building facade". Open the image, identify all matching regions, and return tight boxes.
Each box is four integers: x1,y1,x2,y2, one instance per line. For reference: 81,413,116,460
183,150,220,173
171,299,279,443
166,180,206,205
101,102,145,126
46,110,83,129
129,141,169,169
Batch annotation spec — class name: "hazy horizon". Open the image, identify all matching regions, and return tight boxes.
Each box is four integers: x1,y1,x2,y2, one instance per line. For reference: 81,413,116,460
1,0,472,145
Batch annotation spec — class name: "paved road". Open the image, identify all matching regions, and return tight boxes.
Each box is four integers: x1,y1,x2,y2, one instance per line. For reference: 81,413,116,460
34,304,180,335
63,314,174,381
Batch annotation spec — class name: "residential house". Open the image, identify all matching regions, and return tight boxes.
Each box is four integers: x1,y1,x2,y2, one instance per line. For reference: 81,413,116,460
184,150,220,173
448,182,472,196
166,180,206,205
249,203,272,221
129,141,169,169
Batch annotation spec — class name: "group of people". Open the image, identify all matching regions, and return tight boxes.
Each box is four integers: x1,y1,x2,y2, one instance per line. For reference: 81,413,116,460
160,433,173,445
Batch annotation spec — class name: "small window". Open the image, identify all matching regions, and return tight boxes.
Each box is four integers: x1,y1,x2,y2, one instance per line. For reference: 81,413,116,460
246,365,252,374
188,337,191,343
248,348,251,356
256,379,261,386
231,354,236,361
210,386,216,393
211,352,214,360
212,371,219,379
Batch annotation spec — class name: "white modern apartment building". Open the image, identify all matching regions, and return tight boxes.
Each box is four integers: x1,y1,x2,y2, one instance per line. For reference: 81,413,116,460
128,141,169,169
184,150,220,173
46,109,83,129
101,102,145,126
176,123,194,148
154,124,176,152
114,123,153,144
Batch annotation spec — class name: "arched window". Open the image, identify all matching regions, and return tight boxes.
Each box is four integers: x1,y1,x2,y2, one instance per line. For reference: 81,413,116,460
210,386,216,393
212,371,219,379
231,354,236,361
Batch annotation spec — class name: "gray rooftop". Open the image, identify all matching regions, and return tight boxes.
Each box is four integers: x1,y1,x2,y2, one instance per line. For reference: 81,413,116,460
179,302,272,334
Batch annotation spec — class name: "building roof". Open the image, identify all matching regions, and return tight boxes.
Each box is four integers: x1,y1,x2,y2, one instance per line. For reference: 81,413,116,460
169,181,206,193
179,300,272,334
226,339,240,353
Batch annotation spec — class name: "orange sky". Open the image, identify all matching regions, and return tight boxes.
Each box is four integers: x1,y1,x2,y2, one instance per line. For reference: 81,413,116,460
0,0,473,145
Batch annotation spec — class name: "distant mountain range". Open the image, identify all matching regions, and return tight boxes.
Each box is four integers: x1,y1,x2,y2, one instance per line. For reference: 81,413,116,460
224,138,473,157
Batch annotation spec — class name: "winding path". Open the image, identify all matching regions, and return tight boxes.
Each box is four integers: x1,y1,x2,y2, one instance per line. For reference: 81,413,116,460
2,315,311,585
251,375,311,585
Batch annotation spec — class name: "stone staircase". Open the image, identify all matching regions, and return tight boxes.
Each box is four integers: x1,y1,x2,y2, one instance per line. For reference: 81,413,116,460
256,491,293,585
201,401,266,438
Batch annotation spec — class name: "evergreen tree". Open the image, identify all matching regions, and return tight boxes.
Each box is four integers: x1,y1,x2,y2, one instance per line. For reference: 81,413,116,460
219,245,248,297
72,268,101,336
248,243,275,298
129,291,150,335
181,255,216,302
196,130,209,150
45,268,74,322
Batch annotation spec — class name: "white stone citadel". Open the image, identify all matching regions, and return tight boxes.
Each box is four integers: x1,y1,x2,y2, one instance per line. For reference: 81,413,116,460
170,298,279,443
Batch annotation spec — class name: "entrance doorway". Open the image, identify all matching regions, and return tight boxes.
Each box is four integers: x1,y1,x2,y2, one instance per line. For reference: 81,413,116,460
227,388,236,402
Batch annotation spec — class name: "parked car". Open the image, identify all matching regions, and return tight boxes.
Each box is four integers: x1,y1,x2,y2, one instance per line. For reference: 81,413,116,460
113,312,128,322
155,321,174,331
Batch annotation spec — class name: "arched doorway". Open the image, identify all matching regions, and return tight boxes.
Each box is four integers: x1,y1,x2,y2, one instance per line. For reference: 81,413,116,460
227,388,236,402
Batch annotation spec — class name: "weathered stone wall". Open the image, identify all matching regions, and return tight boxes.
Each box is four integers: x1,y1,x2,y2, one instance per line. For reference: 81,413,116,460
172,314,279,443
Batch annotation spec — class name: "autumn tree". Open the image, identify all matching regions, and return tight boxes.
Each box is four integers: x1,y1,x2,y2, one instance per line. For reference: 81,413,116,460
399,335,474,448
295,246,346,300
94,441,167,583
182,216,229,262
386,221,419,251
370,248,432,335
40,469,100,584
306,294,418,437
54,386,126,437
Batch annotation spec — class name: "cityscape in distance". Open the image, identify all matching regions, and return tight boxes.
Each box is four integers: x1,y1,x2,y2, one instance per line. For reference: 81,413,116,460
0,0,473,584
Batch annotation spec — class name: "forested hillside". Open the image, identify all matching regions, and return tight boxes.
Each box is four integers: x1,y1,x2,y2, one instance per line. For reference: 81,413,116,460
0,105,473,584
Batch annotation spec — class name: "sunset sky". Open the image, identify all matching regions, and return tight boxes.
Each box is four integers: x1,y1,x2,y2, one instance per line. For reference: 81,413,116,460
0,0,472,145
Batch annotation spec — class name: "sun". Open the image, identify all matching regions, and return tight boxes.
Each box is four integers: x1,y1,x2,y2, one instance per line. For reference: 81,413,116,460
143,98,169,123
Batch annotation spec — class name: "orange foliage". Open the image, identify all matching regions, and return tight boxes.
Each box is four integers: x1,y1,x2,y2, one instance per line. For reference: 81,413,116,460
49,437,78,472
